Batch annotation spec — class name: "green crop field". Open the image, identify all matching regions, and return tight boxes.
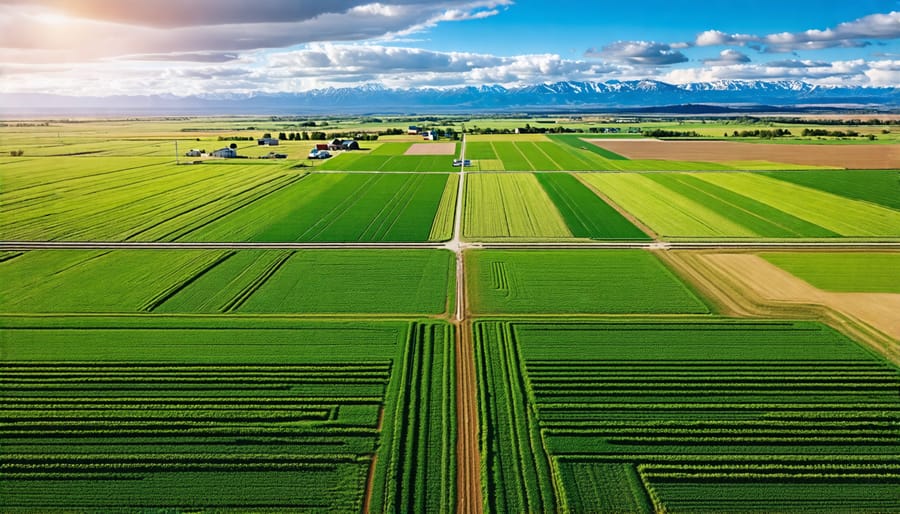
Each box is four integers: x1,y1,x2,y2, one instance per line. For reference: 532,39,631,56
0,159,452,242
0,158,303,241
581,172,900,239
763,170,900,211
466,250,710,314
463,173,571,239
0,250,454,315
464,136,737,172
3,116,900,511
318,142,458,172
0,316,456,512
475,319,900,513
186,173,452,242
535,173,649,239
760,252,900,293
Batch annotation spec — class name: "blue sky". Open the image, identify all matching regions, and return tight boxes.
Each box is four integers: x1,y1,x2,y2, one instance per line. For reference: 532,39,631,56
0,0,897,96
421,1,898,60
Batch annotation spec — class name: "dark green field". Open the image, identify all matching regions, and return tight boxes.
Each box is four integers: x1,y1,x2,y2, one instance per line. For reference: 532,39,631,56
0,317,456,512
466,250,710,314
0,250,455,315
535,173,650,239
475,319,900,513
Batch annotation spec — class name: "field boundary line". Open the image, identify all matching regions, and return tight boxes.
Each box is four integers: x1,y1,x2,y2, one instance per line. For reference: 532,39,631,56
5,241,900,250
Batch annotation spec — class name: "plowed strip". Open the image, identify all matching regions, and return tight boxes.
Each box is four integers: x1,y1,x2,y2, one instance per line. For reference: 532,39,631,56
589,140,900,169
663,251,900,362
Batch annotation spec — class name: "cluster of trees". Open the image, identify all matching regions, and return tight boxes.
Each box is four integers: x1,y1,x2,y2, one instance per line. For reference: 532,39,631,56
514,123,578,134
801,128,861,137
259,131,382,141
465,124,578,135
9,149,25,156
642,129,701,137
217,135,254,141
728,128,792,138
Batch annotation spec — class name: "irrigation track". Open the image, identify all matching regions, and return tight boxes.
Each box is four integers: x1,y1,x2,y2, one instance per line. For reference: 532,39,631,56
452,136,484,514
4,241,900,251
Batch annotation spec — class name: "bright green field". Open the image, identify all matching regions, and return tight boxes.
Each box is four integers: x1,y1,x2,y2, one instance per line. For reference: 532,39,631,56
0,158,303,241
475,319,900,514
0,316,456,513
185,173,452,242
760,252,900,293
466,250,710,314
763,170,900,211
581,172,900,239
0,158,451,242
0,250,454,315
463,174,571,239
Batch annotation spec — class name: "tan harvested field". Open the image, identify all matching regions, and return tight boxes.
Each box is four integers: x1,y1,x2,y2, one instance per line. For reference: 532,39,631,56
664,251,900,362
590,139,900,169
405,142,458,155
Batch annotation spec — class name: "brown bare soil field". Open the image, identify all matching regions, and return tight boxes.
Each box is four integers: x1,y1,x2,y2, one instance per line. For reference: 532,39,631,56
661,251,899,363
590,139,900,169
405,143,457,155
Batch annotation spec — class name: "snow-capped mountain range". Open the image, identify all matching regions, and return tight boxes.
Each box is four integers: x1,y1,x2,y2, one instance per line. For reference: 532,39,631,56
2,80,896,115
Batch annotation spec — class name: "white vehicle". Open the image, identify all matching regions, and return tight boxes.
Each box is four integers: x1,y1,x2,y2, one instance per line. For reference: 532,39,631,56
452,159,471,167
308,149,332,159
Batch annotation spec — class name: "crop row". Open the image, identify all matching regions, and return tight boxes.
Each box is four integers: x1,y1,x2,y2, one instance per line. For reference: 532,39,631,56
465,250,711,314
0,158,306,241
463,173,571,239
474,320,900,513
534,173,650,240
475,321,558,513
1,318,456,512
580,172,900,238
373,321,456,513
185,172,452,242
763,169,900,211
1,249,454,315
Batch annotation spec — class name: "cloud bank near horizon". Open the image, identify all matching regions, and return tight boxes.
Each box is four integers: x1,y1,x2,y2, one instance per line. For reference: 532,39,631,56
0,1,897,97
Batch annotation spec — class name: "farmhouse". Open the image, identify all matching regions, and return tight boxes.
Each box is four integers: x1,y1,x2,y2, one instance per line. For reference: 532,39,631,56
257,137,280,146
329,139,361,151
210,147,237,158
423,130,439,141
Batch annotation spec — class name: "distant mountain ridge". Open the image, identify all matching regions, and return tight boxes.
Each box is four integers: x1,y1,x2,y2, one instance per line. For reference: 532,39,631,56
1,80,897,115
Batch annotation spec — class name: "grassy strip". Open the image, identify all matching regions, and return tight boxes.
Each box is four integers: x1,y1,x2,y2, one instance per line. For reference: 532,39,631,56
428,174,459,242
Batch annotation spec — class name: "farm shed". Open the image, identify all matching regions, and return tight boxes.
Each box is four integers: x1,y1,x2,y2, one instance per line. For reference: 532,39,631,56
211,147,237,158
257,137,280,146
184,149,203,157
408,126,420,135
341,140,360,150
